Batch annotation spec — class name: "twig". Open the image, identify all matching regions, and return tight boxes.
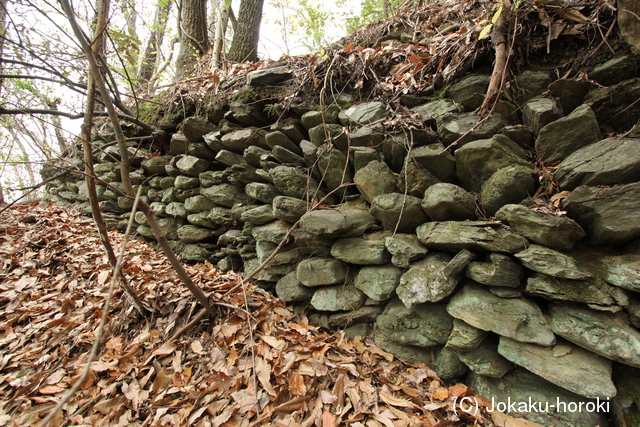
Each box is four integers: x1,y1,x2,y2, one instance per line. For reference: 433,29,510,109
39,185,144,426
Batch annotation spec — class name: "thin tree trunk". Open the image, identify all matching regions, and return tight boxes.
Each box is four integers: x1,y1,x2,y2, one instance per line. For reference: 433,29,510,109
212,0,230,69
175,0,209,80
137,0,172,92
227,0,263,62
0,0,8,97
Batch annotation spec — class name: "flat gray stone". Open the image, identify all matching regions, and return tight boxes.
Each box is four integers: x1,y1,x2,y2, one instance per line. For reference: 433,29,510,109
316,144,353,197
515,245,591,280
354,264,403,302
446,75,491,111
308,123,348,150
496,204,585,251
384,234,428,268
498,337,616,399
174,175,200,190
563,182,640,247
201,183,253,208
269,166,322,200
265,131,303,155
247,66,292,86
412,99,462,127
251,220,290,244
417,221,529,253
411,143,456,182
556,138,640,190
176,155,211,177
376,298,453,347
397,253,459,307
275,272,314,303
215,149,246,167
514,70,553,105
480,165,537,216
589,56,638,86
468,369,609,427
353,160,397,204
177,225,213,243
142,156,171,175
522,98,563,135
535,104,601,163
397,160,440,197
550,303,640,368
296,258,347,287
437,112,508,150
240,204,274,225
603,254,640,292
165,202,188,219
184,195,216,213
457,340,513,378
447,283,555,346
526,273,627,306
310,285,366,311
370,193,428,233
300,207,376,238
339,101,390,126
206,206,234,227
272,196,307,222
245,182,281,203
421,183,476,221
434,347,468,380
445,318,488,352
549,78,592,115
220,128,269,153
300,108,340,130
466,253,525,288
454,134,529,192
331,233,390,265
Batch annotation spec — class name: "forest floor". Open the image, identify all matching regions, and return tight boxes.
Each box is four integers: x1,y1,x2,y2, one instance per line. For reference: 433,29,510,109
0,203,540,426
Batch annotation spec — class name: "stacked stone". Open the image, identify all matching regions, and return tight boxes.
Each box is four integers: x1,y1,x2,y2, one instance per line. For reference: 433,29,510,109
41,57,640,427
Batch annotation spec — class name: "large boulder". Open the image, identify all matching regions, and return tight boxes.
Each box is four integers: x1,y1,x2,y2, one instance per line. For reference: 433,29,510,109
496,204,585,251
447,283,555,346
562,182,640,246
535,104,601,163
555,138,640,190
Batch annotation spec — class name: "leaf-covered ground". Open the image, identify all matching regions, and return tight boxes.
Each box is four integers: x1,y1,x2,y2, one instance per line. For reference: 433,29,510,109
0,204,506,426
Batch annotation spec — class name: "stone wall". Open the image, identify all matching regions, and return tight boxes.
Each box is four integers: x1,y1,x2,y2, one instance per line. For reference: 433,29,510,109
43,56,640,427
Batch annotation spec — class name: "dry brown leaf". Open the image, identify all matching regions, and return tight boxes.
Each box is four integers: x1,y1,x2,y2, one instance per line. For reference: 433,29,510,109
491,411,546,427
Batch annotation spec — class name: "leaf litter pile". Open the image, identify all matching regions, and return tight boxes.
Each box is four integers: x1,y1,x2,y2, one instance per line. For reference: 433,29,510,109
0,204,502,426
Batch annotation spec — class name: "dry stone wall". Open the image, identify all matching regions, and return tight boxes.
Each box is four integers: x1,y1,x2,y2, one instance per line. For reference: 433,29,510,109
43,55,640,427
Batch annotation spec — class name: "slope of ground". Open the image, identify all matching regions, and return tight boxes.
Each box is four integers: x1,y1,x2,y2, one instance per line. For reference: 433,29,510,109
0,204,503,426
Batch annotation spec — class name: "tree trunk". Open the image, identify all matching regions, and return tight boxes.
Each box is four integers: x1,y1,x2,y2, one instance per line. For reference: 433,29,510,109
212,0,230,68
175,0,210,80
227,0,263,62
137,0,172,92
0,0,8,97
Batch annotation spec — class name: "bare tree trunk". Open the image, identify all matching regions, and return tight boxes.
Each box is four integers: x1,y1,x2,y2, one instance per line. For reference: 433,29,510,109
175,0,209,80
212,0,230,69
227,0,263,62
137,0,173,92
